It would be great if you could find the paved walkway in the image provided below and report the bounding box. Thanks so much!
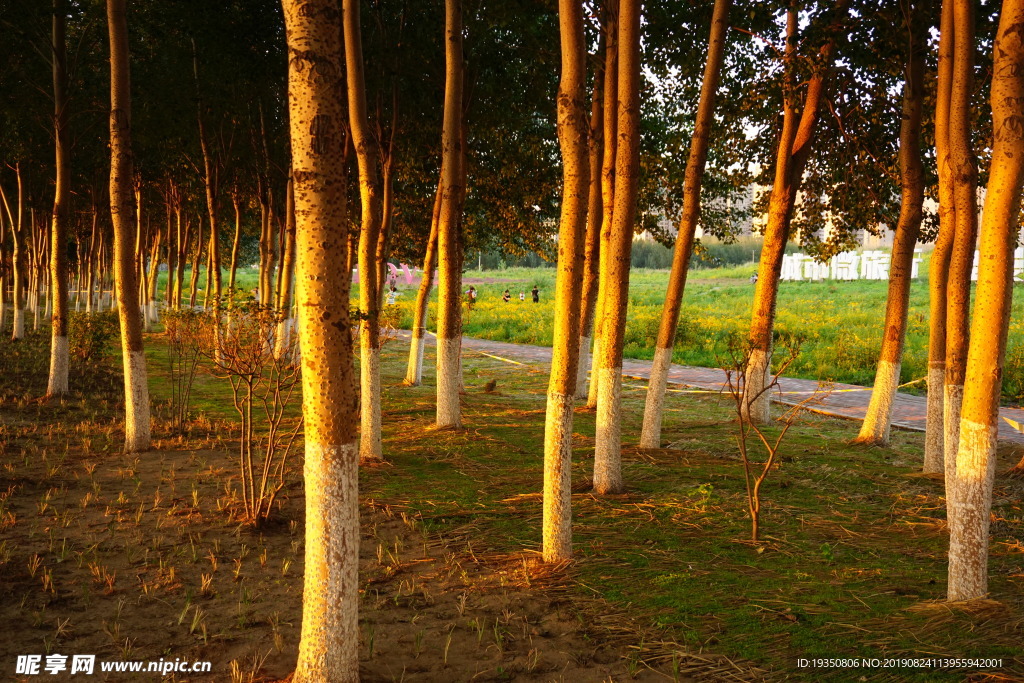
[398,331,1024,445]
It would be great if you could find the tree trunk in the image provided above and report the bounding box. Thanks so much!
[189,216,203,308]
[543,0,589,563]
[639,0,731,448]
[948,0,1024,601]
[107,0,151,453]
[742,5,846,424]
[1,165,25,339]
[343,0,385,463]
[587,7,618,410]
[274,175,297,360]
[925,0,957,474]
[574,28,604,402]
[282,1,360,679]
[856,8,926,445]
[228,186,242,297]
[47,0,71,397]
[593,0,640,495]
[436,0,465,429]
[943,0,979,474]
[405,182,441,386]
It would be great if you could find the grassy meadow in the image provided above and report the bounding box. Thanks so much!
[377,257,1024,405]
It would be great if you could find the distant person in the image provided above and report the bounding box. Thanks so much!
[519,291,525,302]
[466,286,477,310]
[531,285,539,303]
[386,285,399,306]
[502,289,511,303]
[749,272,758,285]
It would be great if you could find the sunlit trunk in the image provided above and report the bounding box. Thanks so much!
[405,183,441,386]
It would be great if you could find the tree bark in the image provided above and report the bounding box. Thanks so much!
[543,0,589,563]
[282,1,360,680]
[273,174,297,361]
[742,4,847,424]
[405,182,441,386]
[587,7,618,410]
[47,0,71,397]
[574,28,604,401]
[639,0,731,448]
[593,0,640,495]
[0,165,25,339]
[107,0,151,453]
[925,0,957,474]
[943,0,979,474]
[343,0,385,463]
[947,0,1024,601]
[856,6,926,445]
[436,0,465,429]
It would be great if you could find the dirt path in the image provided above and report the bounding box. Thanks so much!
[397,331,1024,446]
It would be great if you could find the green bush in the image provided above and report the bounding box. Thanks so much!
[69,311,119,366]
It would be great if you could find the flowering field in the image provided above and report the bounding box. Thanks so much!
[387,261,1024,406]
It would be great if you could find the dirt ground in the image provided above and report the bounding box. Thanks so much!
[0,401,758,682]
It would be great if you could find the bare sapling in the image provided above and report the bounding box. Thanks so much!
[724,339,823,542]
[199,299,302,525]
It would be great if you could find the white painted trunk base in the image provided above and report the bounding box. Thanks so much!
[123,349,151,452]
[543,390,575,562]
[857,359,900,444]
[923,364,945,473]
[359,340,382,462]
[639,346,672,449]
[47,335,69,396]
[405,329,426,386]
[294,441,360,682]
[594,367,623,494]
[947,418,997,601]
[574,335,591,400]
[436,336,462,428]
[13,310,25,340]
[944,383,963,481]
[742,348,772,425]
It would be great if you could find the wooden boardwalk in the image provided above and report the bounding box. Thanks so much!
[398,331,1024,445]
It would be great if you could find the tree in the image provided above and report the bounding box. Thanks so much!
[107,0,151,453]
[46,0,71,398]
[281,0,360,679]
[942,0,979,473]
[404,182,440,386]
[638,0,731,449]
[593,0,640,494]
[925,0,957,473]
[542,0,589,563]
[947,0,1024,601]
[436,0,465,429]
[856,0,927,445]
[343,0,385,463]
[742,2,850,425]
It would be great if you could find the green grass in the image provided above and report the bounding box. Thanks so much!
[384,257,1024,404]
[354,338,1024,680]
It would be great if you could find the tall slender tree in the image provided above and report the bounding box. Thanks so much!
[742,2,849,424]
[943,0,979,471]
[343,0,385,463]
[542,0,589,563]
[856,0,927,445]
[924,0,957,473]
[639,0,731,449]
[46,0,70,397]
[947,0,1024,601]
[281,0,360,679]
[593,0,640,494]
[107,0,151,453]
[436,0,465,429]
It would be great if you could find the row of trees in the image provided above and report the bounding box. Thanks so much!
[3,0,1023,679]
